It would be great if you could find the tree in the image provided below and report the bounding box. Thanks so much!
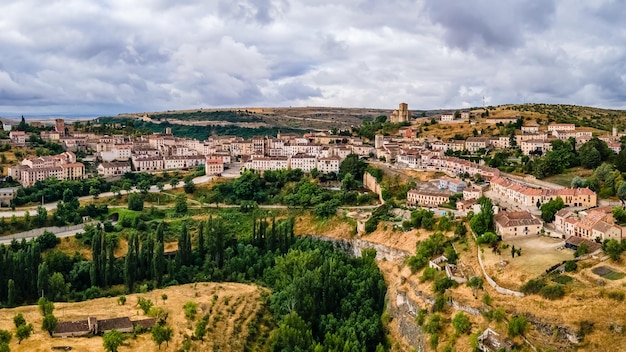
[618,182,626,207]
[579,146,602,169]
[128,193,144,211]
[37,262,50,298]
[270,312,314,351]
[338,154,367,181]
[0,330,11,345]
[151,324,173,349]
[103,330,126,352]
[35,205,48,227]
[616,148,626,172]
[48,272,68,301]
[508,316,528,337]
[174,194,188,214]
[7,279,15,307]
[137,180,151,195]
[452,312,471,334]
[183,179,195,194]
[16,323,33,344]
[183,301,198,320]
[604,239,624,261]
[169,177,180,189]
[42,314,58,336]
[38,297,54,316]
[13,314,25,328]
[341,172,357,191]
[540,197,565,222]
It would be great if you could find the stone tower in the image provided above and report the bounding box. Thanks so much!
[390,103,410,123]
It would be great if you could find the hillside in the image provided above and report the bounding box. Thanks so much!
[473,104,626,131]
[114,106,427,132]
[0,282,269,352]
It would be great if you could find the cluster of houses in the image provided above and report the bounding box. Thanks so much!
[554,207,623,241]
[489,176,597,208]
[8,152,85,187]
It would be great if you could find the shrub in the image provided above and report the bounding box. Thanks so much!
[493,307,506,323]
[476,232,499,245]
[551,275,573,285]
[184,301,198,320]
[564,260,578,272]
[540,285,565,300]
[508,316,528,337]
[578,320,594,338]
[137,297,154,315]
[467,276,484,290]
[423,314,442,334]
[415,309,426,326]
[521,279,546,294]
[608,291,625,301]
[433,277,456,294]
[13,313,26,328]
[452,312,471,334]
[433,294,445,313]
[117,295,126,305]
[421,267,438,282]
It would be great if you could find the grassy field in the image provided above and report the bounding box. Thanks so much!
[543,167,594,188]
[0,282,268,352]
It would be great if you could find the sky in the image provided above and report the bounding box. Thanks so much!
[0,0,625,116]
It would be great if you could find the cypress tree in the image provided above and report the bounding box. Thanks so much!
[91,228,101,287]
[106,240,115,287]
[153,241,165,287]
[37,262,49,298]
[7,279,15,307]
[197,221,205,263]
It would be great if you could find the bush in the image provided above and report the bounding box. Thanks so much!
[433,294,445,313]
[421,267,438,282]
[508,316,528,337]
[433,277,456,294]
[520,279,546,294]
[423,314,442,334]
[184,301,198,320]
[540,284,565,300]
[564,260,577,272]
[452,312,471,334]
[415,309,427,326]
[551,275,573,285]
[607,291,625,301]
[137,297,154,315]
[467,276,483,290]
[476,232,499,245]
[128,193,144,211]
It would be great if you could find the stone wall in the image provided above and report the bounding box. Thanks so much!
[363,172,384,204]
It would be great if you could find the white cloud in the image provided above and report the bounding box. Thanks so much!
[0,0,624,116]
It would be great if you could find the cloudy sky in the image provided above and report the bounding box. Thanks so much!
[0,0,624,116]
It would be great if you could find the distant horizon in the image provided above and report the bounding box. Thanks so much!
[2,101,626,121]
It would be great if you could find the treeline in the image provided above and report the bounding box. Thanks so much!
[0,211,388,351]
[96,116,307,141]
[12,169,198,207]
[149,110,262,123]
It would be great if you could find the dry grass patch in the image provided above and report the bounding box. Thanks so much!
[0,282,267,352]
[482,236,571,290]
